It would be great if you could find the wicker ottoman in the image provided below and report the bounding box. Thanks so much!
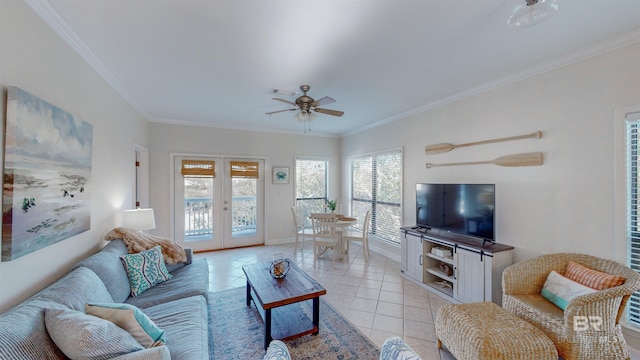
[435,302,557,360]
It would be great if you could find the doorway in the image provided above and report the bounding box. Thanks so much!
[173,156,264,251]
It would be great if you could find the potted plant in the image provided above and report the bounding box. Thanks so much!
[326,199,338,213]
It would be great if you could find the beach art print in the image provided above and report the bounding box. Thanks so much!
[2,87,93,261]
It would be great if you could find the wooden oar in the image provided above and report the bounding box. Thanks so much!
[426,152,543,168]
[425,131,542,155]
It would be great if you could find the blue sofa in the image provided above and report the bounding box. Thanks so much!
[0,239,209,360]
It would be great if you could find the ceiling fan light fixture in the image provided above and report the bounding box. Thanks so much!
[508,0,558,28]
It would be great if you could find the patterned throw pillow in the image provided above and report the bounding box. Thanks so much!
[120,246,172,297]
[85,303,165,348]
[263,340,292,360]
[541,270,596,310]
[565,260,626,290]
[44,307,143,359]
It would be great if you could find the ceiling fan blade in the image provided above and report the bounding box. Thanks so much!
[311,96,336,107]
[314,108,344,117]
[266,108,296,115]
[272,98,297,106]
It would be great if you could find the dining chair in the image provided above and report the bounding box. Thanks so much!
[310,213,339,267]
[291,205,313,254]
[342,210,371,262]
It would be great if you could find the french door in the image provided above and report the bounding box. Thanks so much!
[173,156,264,251]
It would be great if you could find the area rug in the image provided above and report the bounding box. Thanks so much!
[208,287,381,359]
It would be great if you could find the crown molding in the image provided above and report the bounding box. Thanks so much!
[149,116,339,138]
[343,28,640,137]
[25,0,149,120]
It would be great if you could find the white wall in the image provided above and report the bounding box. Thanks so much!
[0,1,149,312]
[148,123,340,244]
[342,43,640,264]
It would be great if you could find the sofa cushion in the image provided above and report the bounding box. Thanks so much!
[44,307,143,359]
[0,298,68,360]
[86,303,165,348]
[565,260,626,290]
[75,239,132,302]
[37,267,114,311]
[120,246,173,297]
[126,258,209,309]
[141,295,209,360]
[541,270,596,310]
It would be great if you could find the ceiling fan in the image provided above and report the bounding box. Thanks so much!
[266,85,344,122]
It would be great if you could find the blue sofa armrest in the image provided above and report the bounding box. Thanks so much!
[263,340,291,360]
[380,337,422,360]
[109,346,171,360]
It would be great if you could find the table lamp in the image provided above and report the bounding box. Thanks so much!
[123,208,156,232]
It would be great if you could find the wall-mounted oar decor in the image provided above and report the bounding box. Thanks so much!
[426,152,543,168]
[425,131,542,155]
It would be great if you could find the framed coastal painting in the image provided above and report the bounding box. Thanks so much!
[272,167,289,184]
[2,87,93,261]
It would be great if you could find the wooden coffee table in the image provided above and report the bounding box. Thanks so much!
[242,259,326,349]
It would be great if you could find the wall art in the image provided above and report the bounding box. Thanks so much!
[272,167,289,184]
[2,87,93,261]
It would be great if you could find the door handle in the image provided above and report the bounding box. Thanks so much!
[419,254,423,266]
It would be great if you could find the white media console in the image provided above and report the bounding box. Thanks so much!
[401,227,514,304]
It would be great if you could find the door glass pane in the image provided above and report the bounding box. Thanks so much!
[184,177,213,241]
[231,177,257,237]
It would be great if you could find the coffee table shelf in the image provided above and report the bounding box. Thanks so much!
[243,260,326,349]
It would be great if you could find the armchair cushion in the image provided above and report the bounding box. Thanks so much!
[541,270,596,310]
[565,260,626,290]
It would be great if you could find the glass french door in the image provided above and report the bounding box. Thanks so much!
[173,156,264,251]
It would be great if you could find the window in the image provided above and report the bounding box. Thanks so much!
[626,111,640,326]
[349,149,402,244]
[295,158,329,222]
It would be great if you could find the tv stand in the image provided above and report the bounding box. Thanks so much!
[400,227,513,304]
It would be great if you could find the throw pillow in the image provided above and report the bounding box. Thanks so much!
[565,260,626,290]
[85,303,165,348]
[120,245,173,296]
[541,270,596,310]
[44,307,143,359]
[263,340,292,360]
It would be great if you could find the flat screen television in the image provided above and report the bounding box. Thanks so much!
[416,183,495,242]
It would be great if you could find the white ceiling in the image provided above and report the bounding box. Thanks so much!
[31,0,640,136]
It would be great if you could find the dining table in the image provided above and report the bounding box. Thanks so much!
[334,215,358,257]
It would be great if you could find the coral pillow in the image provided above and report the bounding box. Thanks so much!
[565,261,626,290]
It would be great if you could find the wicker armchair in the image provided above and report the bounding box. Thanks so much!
[502,253,640,360]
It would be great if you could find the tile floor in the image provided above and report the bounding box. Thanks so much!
[194,241,456,360]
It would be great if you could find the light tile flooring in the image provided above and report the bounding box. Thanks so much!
[194,241,456,360]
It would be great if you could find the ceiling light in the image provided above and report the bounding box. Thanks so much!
[508,0,558,28]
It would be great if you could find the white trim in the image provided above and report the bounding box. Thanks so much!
[25,0,149,120]
[27,0,640,139]
[614,104,640,352]
[343,29,640,137]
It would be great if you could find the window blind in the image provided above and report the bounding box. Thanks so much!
[295,158,328,217]
[350,150,402,244]
[230,161,259,178]
[627,113,640,326]
[181,160,215,177]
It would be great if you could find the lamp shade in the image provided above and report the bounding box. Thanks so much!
[123,208,156,231]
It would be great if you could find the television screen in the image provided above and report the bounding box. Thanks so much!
[416,183,495,241]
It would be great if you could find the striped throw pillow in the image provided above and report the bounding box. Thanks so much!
[565,261,625,290]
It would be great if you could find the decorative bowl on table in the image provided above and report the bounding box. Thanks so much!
[270,258,290,279]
